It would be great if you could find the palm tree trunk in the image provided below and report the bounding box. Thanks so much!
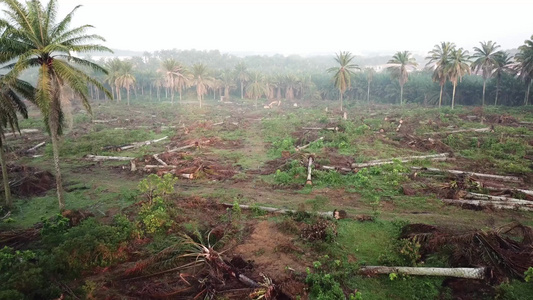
[400,84,404,105]
[0,139,12,208]
[241,81,244,99]
[171,88,174,106]
[495,74,501,105]
[439,84,443,108]
[340,88,343,111]
[482,78,486,107]
[179,89,182,102]
[367,82,370,105]
[127,87,130,106]
[525,81,531,105]
[451,82,457,109]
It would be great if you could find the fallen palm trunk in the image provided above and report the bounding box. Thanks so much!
[26,142,45,152]
[302,127,339,131]
[485,187,533,197]
[222,203,335,219]
[321,165,353,173]
[152,154,167,166]
[442,199,533,211]
[5,129,39,137]
[411,167,523,183]
[466,192,533,203]
[306,156,314,185]
[352,153,450,168]
[92,119,117,123]
[424,127,492,135]
[143,165,178,169]
[84,155,134,161]
[167,143,196,153]
[295,137,324,151]
[360,266,487,279]
[118,136,168,151]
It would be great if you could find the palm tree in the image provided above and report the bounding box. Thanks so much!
[327,51,359,111]
[426,42,456,107]
[387,51,418,105]
[159,58,184,105]
[446,48,471,109]
[115,61,136,106]
[191,63,212,108]
[234,62,249,100]
[0,75,34,208]
[471,41,500,107]
[105,58,122,101]
[245,72,267,107]
[219,70,235,100]
[364,68,375,108]
[492,51,514,105]
[0,0,111,210]
[284,74,299,101]
[515,35,533,105]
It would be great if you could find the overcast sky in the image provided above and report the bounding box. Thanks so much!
[50,0,533,56]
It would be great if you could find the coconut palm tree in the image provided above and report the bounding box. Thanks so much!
[245,72,267,108]
[105,58,122,101]
[219,69,235,100]
[234,62,249,100]
[191,63,212,108]
[515,35,533,105]
[0,0,111,210]
[446,48,471,109]
[471,41,500,107]
[0,75,34,208]
[426,42,456,108]
[492,51,515,105]
[387,51,418,105]
[327,51,359,111]
[159,58,187,105]
[115,61,136,106]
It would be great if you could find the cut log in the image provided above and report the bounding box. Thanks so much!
[343,112,347,120]
[143,165,177,169]
[352,153,450,168]
[485,187,533,197]
[212,122,224,126]
[5,129,39,137]
[222,203,336,219]
[442,199,533,211]
[360,266,486,279]
[295,136,324,152]
[306,156,314,185]
[84,155,134,161]
[321,165,353,173]
[302,127,339,132]
[152,154,167,166]
[92,119,118,123]
[465,192,533,205]
[411,167,523,183]
[179,173,194,179]
[26,142,45,152]
[424,127,492,135]
[118,136,168,151]
[130,160,137,171]
[167,143,196,153]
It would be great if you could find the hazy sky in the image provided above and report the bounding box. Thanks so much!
[50,0,533,56]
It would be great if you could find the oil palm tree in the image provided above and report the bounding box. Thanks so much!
[191,63,212,108]
[387,51,418,105]
[0,0,112,210]
[471,41,500,107]
[446,48,471,109]
[245,72,267,108]
[0,75,34,208]
[515,35,533,105]
[327,51,359,111]
[115,61,136,106]
[234,62,249,100]
[492,51,514,105]
[219,69,235,100]
[426,42,455,107]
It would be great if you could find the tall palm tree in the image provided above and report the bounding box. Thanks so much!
[446,48,471,109]
[471,41,500,107]
[327,51,359,111]
[515,35,533,105]
[364,68,375,108]
[284,73,299,101]
[159,58,185,105]
[492,51,514,105]
[0,75,34,208]
[245,72,267,107]
[387,51,418,105]
[0,0,111,210]
[426,42,456,107]
[115,61,136,106]
[191,63,212,108]
[234,62,249,100]
[219,69,235,100]
[105,58,122,101]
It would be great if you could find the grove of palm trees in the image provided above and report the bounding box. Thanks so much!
[1,1,533,299]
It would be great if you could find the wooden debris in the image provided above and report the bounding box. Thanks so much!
[411,167,523,183]
[167,143,196,153]
[352,153,451,168]
[180,173,194,179]
[424,127,493,135]
[26,142,45,152]
[295,136,324,152]
[92,119,118,123]
[302,127,339,131]
[5,129,39,137]
[306,156,314,185]
[321,165,353,173]
[360,266,487,279]
[152,154,167,166]
[442,199,533,211]
[118,136,168,151]
[465,192,533,205]
[84,155,134,162]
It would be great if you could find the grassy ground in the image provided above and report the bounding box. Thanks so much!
[1,97,533,299]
